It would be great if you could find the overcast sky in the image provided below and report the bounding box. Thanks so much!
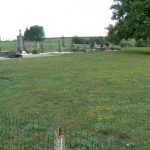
[0,0,114,40]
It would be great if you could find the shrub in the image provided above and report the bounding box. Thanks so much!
[31,49,38,54]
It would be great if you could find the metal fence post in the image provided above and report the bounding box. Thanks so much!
[54,127,66,150]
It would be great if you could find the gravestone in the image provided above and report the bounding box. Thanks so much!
[61,36,64,52]
[36,41,43,52]
[58,36,65,52]
[58,40,61,52]
[90,41,97,49]
[94,42,97,49]
[17,30,26,53]
[58,38,64,52]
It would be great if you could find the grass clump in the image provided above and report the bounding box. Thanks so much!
[31,48,38,54]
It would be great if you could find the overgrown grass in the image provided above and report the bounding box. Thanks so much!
[0,48,150,149]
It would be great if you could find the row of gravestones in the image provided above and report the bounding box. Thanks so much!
[70,43,121,52]
[70,44,105,52]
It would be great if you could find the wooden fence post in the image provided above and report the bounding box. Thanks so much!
[54,127,66,150]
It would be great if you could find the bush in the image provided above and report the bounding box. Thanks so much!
[136,40,150,47]
[31,49,38,54]
[120,39,136,47]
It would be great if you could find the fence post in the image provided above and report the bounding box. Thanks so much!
[54,127,66,150]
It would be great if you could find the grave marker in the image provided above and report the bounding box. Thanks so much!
[17,30,26,53]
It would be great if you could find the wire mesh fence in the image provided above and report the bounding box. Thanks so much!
[0,114,54,149]
[24,41,91,52]
[0,40,92,53]
[0,114,137,150]
[0,41,17,51]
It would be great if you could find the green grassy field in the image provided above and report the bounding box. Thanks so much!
[0,48,150,149]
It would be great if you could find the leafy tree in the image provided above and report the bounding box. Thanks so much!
[71,36,85,44]
[107,0,150,43]
[106,24,120,44]
[24,25,45,41]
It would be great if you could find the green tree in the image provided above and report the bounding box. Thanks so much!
[107,0,150,43]
[24,25,45,41]
[106,24,120,44]
[71,36,85,44]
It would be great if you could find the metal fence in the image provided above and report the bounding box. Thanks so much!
[0,114,135,150]
[0,41,17,51]
[0,114,53,149]
[22,41,91,52]
[24,41,73,52]
[0,40,92,53]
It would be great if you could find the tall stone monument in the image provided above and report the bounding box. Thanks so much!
[17,30,26,53]
[59,35,65,52]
